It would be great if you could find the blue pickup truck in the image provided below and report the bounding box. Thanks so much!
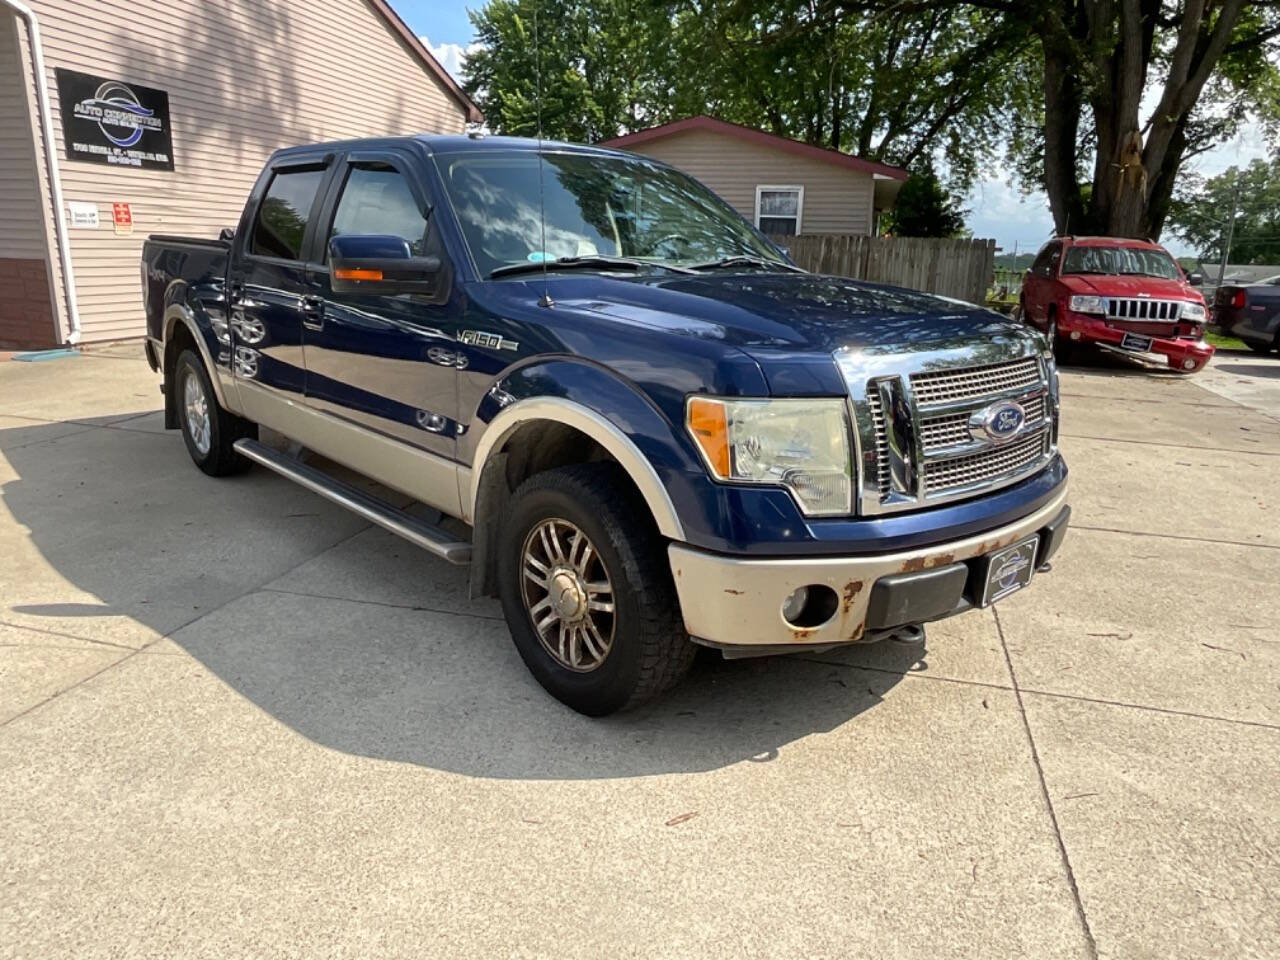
[141,134,1069,715]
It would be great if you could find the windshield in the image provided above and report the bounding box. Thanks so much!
[1061,245,1181,280]
[441,151,788,279]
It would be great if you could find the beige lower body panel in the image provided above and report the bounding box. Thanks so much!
[669,487,1068,648]
[236,380,463,518]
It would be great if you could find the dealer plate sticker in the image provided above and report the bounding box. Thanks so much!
[1121,332,1153,352]
[980,536,1039,606]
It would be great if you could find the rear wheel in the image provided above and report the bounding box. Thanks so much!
[174,349,254,476]
[1246,340,1276,356]
[498,463,695,716]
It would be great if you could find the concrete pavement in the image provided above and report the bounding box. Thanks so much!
[1,344,1277,959]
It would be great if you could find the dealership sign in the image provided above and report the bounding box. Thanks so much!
[55,69,174,171]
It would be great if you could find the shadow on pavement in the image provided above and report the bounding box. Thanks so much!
[1213,361,1280,379]
[0,415,918,779]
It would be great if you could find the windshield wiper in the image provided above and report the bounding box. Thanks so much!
[489,255,695,279]
[1120,271,1174,279]
[686,255,806,274]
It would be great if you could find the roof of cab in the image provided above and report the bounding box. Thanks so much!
[269,134,649,163]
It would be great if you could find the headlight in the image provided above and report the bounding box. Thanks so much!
[1181,302,1206,321]
[686,397,852,515]
[1068,295,1106,314]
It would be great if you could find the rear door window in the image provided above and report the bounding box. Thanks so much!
[250,167,325,260]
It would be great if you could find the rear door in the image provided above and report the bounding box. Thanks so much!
[301,149,463,461]
[1022,241,1061,330]
[229,154,336,407]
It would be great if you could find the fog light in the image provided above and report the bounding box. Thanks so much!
[780,584,840,629]
[1069,330,1082,341]
[1183,358,1196,370]
[781,587,809,623]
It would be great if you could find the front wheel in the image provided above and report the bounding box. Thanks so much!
[1246,340,1276,357]
[498,463,695,716]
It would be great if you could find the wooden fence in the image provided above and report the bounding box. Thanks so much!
[785,235,997,306]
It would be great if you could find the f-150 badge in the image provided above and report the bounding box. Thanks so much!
[459,330,519,351]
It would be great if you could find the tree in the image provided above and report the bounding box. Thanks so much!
[1168,156,1280,264]
[883,167,969,236]
[838,0,1280,240]
[462,0,1040,192]
[462,0,676,142]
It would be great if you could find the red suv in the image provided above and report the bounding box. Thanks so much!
[1019,236,1213,373]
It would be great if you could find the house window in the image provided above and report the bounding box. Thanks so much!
[755,185,804,236]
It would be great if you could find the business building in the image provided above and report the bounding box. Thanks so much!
[0,0,480,349]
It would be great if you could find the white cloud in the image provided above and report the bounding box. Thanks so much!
[421,35,474,81]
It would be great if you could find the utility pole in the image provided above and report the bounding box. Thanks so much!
[1216,174,1242,287]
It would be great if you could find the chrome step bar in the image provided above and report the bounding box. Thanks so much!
[233,439,472,565]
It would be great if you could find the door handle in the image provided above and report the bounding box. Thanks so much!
[301,295,325,331]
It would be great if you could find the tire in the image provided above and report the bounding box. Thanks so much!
[1047,312,1076,365]
[1246,340,1276,357]
[497,462,695,716]
[174,349,255,476]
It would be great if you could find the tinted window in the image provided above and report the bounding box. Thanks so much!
[251,167,324,260]
[1030,245,1053,276]
[330,165,429,255]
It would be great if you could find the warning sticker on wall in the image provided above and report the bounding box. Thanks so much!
[67,201,99,228]
[112,203,133,236]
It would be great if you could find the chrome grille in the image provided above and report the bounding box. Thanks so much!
[836,347,1056,516]
[910,357,1041,405]
[919,394,1047,454]
[923,434,1048,494]
[1106,298,1182,322]
[864,390,891,496]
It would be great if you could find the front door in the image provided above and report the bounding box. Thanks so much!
[302,152,462,461]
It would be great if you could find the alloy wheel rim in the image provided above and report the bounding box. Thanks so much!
[520,518,615,672]
[182,369,212,455]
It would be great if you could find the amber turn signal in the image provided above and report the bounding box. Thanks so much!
[334,267,383,281]
[686,397,730,477]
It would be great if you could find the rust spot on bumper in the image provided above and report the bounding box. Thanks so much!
[723,588,745,595]
[924,552,955,569]
[841,580,864,612]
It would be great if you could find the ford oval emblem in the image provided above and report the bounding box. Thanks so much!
[971,400,1026,444]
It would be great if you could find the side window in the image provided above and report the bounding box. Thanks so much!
[250,167,325,260]
[329,164,430,256]
[1029,245,1052,277]
[1047,243,1063,275]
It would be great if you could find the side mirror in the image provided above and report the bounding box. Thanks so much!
[1186,272,1204,287]
[329,234,444,295]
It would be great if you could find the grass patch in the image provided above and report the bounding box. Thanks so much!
[1205,331,1249,351]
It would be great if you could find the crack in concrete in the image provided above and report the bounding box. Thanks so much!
[1073,524,1280,551]
[992,605,1100,960]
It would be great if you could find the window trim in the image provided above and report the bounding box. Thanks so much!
[242,156,335,267]
[754,184,805,236]
[320,153,433,265]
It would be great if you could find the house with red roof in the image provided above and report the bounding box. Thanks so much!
[601,115,908,239]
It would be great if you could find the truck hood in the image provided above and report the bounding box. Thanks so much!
[1060,273,1203,302]
[543,271,1025,353]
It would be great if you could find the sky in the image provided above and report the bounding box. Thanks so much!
[395,0,1270,259]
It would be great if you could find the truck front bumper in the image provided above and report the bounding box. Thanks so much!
[668,487,1069,653]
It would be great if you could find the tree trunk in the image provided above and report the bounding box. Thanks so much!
[1042,43,1084,235]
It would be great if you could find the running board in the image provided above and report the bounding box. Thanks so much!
[233,439,472,565]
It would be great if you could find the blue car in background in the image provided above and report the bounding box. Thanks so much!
[141,134,1069,715]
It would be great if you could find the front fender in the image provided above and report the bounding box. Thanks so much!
[463,359,708,541]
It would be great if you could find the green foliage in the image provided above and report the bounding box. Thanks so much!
[462,0,676,142]
[462,0,1037,193]
[1168,157,1280,266]
[882,168,967,237]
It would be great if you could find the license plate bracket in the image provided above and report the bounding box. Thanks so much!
[978,536,1040,606]
[1121,332,1153,352]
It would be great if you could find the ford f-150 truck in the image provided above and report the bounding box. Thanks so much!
[142,135,1069,715]
[1019,235,1213,372]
